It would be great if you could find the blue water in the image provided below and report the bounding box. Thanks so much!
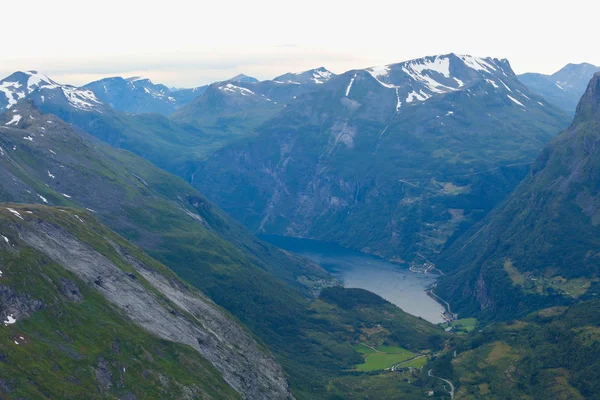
[261,235,445,323]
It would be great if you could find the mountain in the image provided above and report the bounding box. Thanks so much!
[189,53,571,265]
[170,79,284,138]
[435,72,600,320]
[0,103,447,398]
[0,204,290,399]
[169,85,209,104]
[169,68,336,138]
[273,67,335,85]
[83,76,181,115]
[0,70,103,113]
[230,74,259,83]
[519,62,600,113]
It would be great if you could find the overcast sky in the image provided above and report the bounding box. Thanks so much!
[2,0,599,87]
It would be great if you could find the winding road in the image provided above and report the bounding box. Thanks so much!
[428,369,455,399]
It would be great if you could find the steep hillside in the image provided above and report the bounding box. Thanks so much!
[191,53,571,264]
[0,205,291,399]
[429,301,600,399]
[436,73,600,319]
[519,62,600,113]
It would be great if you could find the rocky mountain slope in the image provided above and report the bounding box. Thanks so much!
[0,204,291,399]
[190,53,571,264]
[519,62,600,113]
[435,72,600,320]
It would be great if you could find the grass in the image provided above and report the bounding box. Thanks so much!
[354,344,419,371]
[354,343,377,354]
[377,345,411,354]
[440,318,478,333]
[396,356,428,369]
[355,352,416,371]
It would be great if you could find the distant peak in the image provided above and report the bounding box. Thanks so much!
[229,74,259,83]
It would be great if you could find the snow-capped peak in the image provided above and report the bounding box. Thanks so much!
[309,68,333,84]
[273,67,336,85]
[0,71,104,112]
[361,53,515,107]
[25,70,60,90]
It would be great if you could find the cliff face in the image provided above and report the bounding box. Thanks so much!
[0,205,292,399]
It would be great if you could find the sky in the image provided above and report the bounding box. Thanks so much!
[2,0,599,87]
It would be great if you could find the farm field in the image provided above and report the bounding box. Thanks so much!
[354,344,420,371]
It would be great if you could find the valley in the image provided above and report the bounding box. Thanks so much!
[0,44,599,399]
[262,235,446,323]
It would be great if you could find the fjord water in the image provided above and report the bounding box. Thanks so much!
[261,235,445,323]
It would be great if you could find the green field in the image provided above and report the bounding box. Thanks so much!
[442,318,478,333]
[354,344,418,371]
[354,343,378,354]
[397,356,428,369]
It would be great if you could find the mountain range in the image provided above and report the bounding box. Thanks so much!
[190,53,570,266]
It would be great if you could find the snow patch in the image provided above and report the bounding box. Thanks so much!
[345,74,356,97]
[407,56,451,78]
[458,55,496,72]
[219,83,255,96]
[406,90,429,103]
[507,94,525,107]
[5,114,21,126]
[6,208,23,220]
[485,79,499,88]
[38,194,48,203]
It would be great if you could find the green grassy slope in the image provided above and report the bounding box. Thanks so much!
[0,205,246,399]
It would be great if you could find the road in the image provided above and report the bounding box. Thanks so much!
[428,369,455,399]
